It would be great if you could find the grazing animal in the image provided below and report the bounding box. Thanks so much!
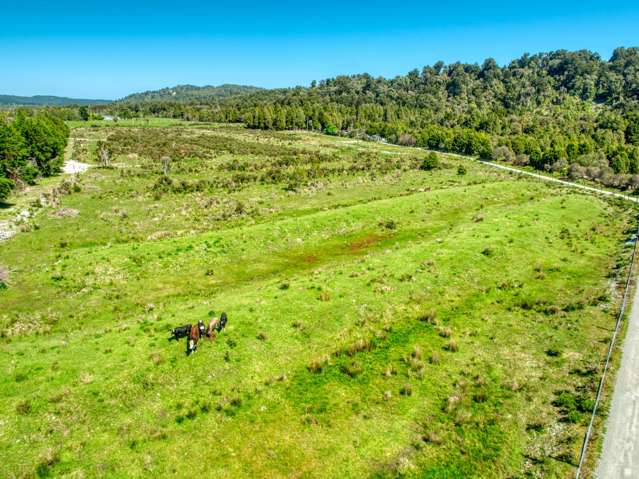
[197,320,206,337]
[219,312,228,331]
[187,324,201,354]
[207,318,220,338]
[170,324,191,341]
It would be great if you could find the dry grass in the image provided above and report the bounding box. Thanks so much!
[429,352,441,364]
[444,339,458,352]
[438,326,452,338]
[0,264,8,286]
[307,355,330,373]
[400,383,413,396]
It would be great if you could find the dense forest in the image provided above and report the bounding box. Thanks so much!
[10,48,638,196]
[119,84,263,103]
[0,111,69,200]
[87,47,639,189]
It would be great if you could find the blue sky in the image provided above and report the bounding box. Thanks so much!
[2,0,638,99]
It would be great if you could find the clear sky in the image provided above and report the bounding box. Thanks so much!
[2,0,638,100]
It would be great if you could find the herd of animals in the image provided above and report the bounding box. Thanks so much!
[169,312,228,355]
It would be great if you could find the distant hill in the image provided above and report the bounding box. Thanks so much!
[0,95,111,106]
[119,84,263,103]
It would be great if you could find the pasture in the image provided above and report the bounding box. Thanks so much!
[0,123,635,478]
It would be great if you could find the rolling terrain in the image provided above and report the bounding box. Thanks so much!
[119,84,263,103]
[0,122,636,477]
[0,95,111,107]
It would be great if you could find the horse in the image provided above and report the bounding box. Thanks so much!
[169,324,191,341]
[197,320,206,337]
[206,317,220,339]
[187,324,201,354]
[219,312,228,331]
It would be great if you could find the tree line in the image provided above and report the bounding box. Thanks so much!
[0,110,69,200]
[80,47,639,188]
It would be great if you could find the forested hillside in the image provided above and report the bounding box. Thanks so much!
[0,95,110,107]
[0,111,69,200]
[101,48,639,189]
[119,84,263,103]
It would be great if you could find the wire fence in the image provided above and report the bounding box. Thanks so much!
[574,220,639,478]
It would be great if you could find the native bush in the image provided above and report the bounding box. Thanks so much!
[420,152,439,171]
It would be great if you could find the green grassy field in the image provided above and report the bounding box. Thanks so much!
[0,124,635,478]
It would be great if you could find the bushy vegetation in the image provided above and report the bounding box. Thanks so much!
[0,110,69,200]
[82,47,639,189]
[0,124,634,477]
[119,84,263,103]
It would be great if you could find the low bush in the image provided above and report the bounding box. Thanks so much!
[420,152,439,171]
[0,177,14,201]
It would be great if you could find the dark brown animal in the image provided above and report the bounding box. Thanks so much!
[187,324,200,354]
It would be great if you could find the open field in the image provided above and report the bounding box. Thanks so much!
[0,124,636,478]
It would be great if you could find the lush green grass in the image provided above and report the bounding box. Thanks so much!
[0,125,635,478]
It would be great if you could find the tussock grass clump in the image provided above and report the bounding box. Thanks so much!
[438,327,452,338]
[421,431,442,445]
[256,331,267,341]
[318,291,330,302]
[445,395,461,413]
[473,392,487,403]
[36,448,60,477]
[454,409,472,425]
[149,352,164,365]
[417,310,437,324]
[301,414,319,426]
[344,338,373,356]
[384,364,397,377]
[474,375,486,387]
[411,345,423,360]
[400,383,413,396]
[0,265,10,289]
[405,356,424,372]
[429,352,441,364]
[341,360,363,377]
[15,400,32,415]
[503,380,520,392]
[378,219,397,230]
[444,339,458,352]
[307,355,330,373]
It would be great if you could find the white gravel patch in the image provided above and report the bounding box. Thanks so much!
[0,221,16,241]
[62,160,91,174]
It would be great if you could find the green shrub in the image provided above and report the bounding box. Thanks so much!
[420,152,439,171]
[324,123,338,136]
[0,177,14,201]
[457,164,467,175]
